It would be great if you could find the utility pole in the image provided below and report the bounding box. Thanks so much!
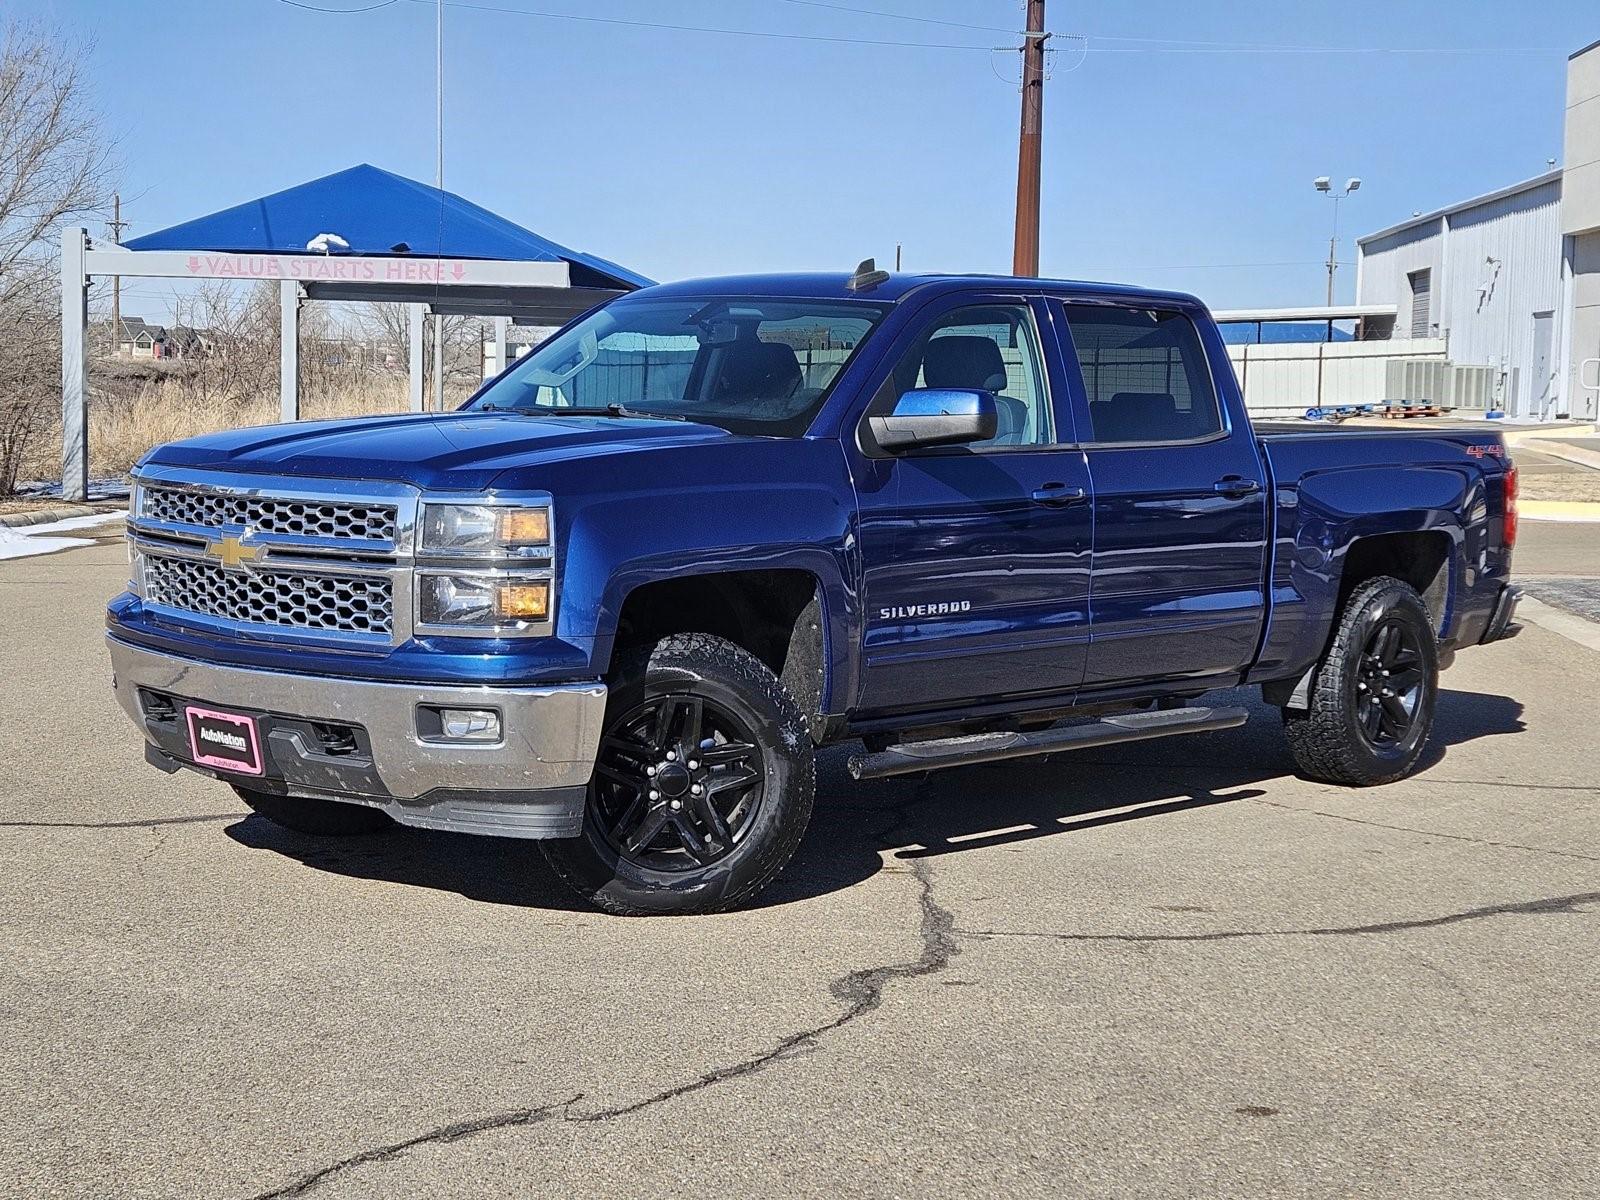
[435,0,444,193]
[433,0,444,411]
[1325,231,1337,306]
[107,192,128,355]
[1012,0,1048,277]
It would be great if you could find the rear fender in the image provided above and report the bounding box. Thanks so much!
[1250,464,1479,685]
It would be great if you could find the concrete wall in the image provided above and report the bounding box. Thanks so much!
[1225,338,1450,417]
[1563,41,1600,238]
[1564,42,1600,420]
[1569,231,1600,419]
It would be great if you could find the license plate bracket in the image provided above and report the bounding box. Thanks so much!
[185,705,264,776]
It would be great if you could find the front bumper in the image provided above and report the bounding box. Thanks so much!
[108,635,606,839]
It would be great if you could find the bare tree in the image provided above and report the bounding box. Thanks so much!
[362,302,487,403]
[168,281,281,405]
[0,21,112,494]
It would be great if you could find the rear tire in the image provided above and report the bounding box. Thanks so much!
[1282,576,1439,786]
[542,633,816,916]
[233,787,394,836]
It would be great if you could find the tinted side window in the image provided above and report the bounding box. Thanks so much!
[884,304,1053,448]
[1063,306,1222,444]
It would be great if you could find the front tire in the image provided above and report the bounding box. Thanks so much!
[233,787,394,836]
[1282,576,1439,786]
[542,633,816,916]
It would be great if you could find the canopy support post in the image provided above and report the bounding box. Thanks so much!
[408,305,425,412]
[60,227,90,503]
[279,280,301,423]
[432,312,444,412]
[493,315,509,379]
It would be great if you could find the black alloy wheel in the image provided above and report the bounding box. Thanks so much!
[541,632,816,916]
[592,692,764,871]
[1353,618,1426,747]
[1281,575,1439,787]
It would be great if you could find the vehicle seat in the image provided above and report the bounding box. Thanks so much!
[716,338,802,402]
[922,335,1028,445]
[1092,392,1187,442]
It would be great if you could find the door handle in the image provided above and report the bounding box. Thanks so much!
[1212,476,1261,498]
[1031,482,1087,507]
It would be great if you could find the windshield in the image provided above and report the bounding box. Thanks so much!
[465,296,889,436]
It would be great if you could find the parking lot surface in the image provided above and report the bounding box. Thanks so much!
[2,528,1597,1199]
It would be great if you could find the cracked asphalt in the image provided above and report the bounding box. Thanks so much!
[2,525,1598,1199]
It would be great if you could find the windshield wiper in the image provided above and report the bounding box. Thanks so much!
[547,403,687,421]
[471,402,686,421]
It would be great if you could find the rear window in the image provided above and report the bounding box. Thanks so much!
[1063,305,1223,444]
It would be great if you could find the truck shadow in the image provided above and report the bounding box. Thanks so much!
[224,686,1524,913]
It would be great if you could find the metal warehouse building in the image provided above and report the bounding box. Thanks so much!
[1356,39,1600,422]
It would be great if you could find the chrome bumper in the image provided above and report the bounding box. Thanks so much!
[107,635,606,839]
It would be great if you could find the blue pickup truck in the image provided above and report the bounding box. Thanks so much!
[107,267,1521,914]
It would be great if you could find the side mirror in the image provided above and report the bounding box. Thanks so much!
[868,388,997,452]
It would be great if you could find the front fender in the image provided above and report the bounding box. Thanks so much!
[498,437,861,707]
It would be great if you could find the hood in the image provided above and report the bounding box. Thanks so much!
[141,411,736,491]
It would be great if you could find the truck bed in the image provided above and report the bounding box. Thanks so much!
[1252,420,1502,438]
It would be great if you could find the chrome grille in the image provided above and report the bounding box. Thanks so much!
[142,486,397,542]
[143,554,394,636]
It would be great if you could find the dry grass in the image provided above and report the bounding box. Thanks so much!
[18,375,435,483]
[86,377,413,475]
[1518,470,1600,504]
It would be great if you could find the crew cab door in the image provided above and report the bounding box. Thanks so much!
[1052,301,1270,691]
[849,296,1092,716]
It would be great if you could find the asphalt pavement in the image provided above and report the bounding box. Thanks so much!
[1,526,1597,1199]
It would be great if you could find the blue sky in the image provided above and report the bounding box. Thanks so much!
[17,0,1597,318]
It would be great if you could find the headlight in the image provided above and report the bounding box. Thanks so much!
[126,483,143,593]
[418,572,551,629]
[420,503,550,557]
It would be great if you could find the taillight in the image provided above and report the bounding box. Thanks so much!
[1502,463,1518,550]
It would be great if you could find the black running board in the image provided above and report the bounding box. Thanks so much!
[846,705,1249,781]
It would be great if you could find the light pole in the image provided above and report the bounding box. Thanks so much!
[1315,175,1361,306]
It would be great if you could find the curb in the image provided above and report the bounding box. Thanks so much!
[1515,439,1600,473]
[1501,424,1600,447]
[0,505,123,529]
[1518,596,1600,654]
[1521,499,1600,523]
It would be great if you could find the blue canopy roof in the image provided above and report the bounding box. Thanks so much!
[124,163,651,290]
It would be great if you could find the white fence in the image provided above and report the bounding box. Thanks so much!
[1225,337,1455,417]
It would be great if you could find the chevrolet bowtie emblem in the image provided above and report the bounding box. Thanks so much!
[206,535,261,570]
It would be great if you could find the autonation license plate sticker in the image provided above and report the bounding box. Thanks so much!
[185,705,264,776]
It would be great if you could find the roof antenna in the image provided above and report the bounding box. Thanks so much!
[847,257,890,292]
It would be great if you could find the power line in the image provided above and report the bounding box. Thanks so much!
[394,0,998,50]
[1076,261,1357,270]
[273,1,1565,58]
[1068,32,1562,56]
[277,0,401,12]
[772,0,1016,35]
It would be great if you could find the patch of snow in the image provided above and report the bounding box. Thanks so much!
[0,514,124,561]
[10,478,131,503]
